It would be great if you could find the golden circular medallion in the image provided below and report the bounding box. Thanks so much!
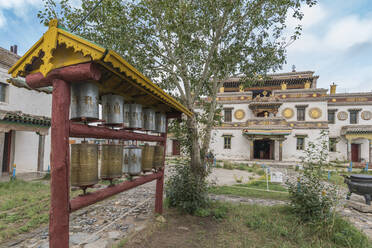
[240,96,245,100]
[361,111,372,120]
[309,108,322,119]
[312,93,317,97]
[332,98,336,102]
[234,109,245,120]
[337,111,348,121]
[282,95,287,99]
[282,108,294,119]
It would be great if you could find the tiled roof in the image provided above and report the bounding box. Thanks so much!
[0,47,20,70]
[0,110,51,127]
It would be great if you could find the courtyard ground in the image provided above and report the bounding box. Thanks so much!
[0,160,372,247]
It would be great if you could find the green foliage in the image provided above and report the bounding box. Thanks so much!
[223,161,234,170]
[195,203,228,220]
[287,131,340,231]
[38,0,317,172]
[166,162,210,214]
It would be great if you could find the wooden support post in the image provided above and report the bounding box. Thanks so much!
[49,79,70,248]
[249,139,254,161]
[279,140,283,162]
[37,134,45,175]
[155,118,168,214]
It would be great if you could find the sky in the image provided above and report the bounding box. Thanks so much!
[0,0,372,93]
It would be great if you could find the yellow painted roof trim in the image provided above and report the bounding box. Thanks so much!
[8,19,192,117]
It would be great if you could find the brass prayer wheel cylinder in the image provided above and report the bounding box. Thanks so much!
[129,104,143,129]
[141,144,155,172]
[124,146,142,176]
[70,82,99,121]
[143,108,156,131]
[155,112,166,133]
[100,144,123,180]
[123,104,130,127]
[102,94,124,124]
[123,148,129,174]
[70,143,99,187]
[153,145,165,169]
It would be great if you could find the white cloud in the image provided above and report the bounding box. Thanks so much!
[0,10,5,28]
[286,4,327,30]
[324,15,372,50]
[0,0,43,23]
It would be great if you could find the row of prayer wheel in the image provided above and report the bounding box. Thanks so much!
[70,82,166,132]
[71,143,165,188]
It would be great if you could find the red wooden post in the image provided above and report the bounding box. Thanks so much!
[155,118,169,214]
[49,79,71,248]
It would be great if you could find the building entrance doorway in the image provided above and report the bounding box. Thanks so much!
[2,131,12,173]
[351,143,361,162]
[254,139,274,160]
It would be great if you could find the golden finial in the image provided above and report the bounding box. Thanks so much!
[239,84,244,92]
[49,19,58,28]
[281,82,287,90]
[304,80,311,89]
[219,86,225,93]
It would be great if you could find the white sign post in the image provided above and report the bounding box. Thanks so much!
[270,171,283,183]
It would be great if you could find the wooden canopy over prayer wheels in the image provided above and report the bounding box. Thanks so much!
[8,19,192,248]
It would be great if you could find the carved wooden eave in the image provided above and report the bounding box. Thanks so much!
[8,19,192,117]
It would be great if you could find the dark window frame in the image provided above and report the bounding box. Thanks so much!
[349,111,358,124]
[297,108,305,121]
[224,108,232,122]
[329,138,337,152]
[224,136,231,149]
[296,137,305,150]
[328,111,336,124]
[0,82,8,103]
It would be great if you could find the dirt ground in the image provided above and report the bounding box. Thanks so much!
[207,168,258,186]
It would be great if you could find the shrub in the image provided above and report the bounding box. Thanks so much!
[165,162,210,214]
[223,161,234,170]
[287,131,340,231]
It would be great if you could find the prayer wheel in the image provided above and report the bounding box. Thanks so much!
[129,104,143,129]
[100,144,123,180]
[123,104,130,127]
[143,108,156,131]
[70,82,99,121]
[153,145,165,169]
[123,147,129,174]
[155,112,166,133]
[102,94,124,125]
[70,143,99,187]
[124,146,142,176]
[141,144,155,172]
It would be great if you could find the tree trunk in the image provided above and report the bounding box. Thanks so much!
[186,114,205,177]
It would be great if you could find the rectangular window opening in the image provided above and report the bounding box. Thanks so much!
[297,108,305,121]
[296,137,305,150]
[329,138,337,152]
[224,136,231,149]
[224,109,232,122]
[328,111,335,124]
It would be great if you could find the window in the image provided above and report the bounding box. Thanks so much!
[296,137,305,150]
[0,83,8,102]
[297,108,305,121]
[329,138,337,152]
[224,109,232,122]
[350,111,358,124]
[224,136,231,149]
[328,111,335,124]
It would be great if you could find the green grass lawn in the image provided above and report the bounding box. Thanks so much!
[0,178,107,243]
[0,180,50,241]
[120,202,371,248]
[209,180,289,201]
